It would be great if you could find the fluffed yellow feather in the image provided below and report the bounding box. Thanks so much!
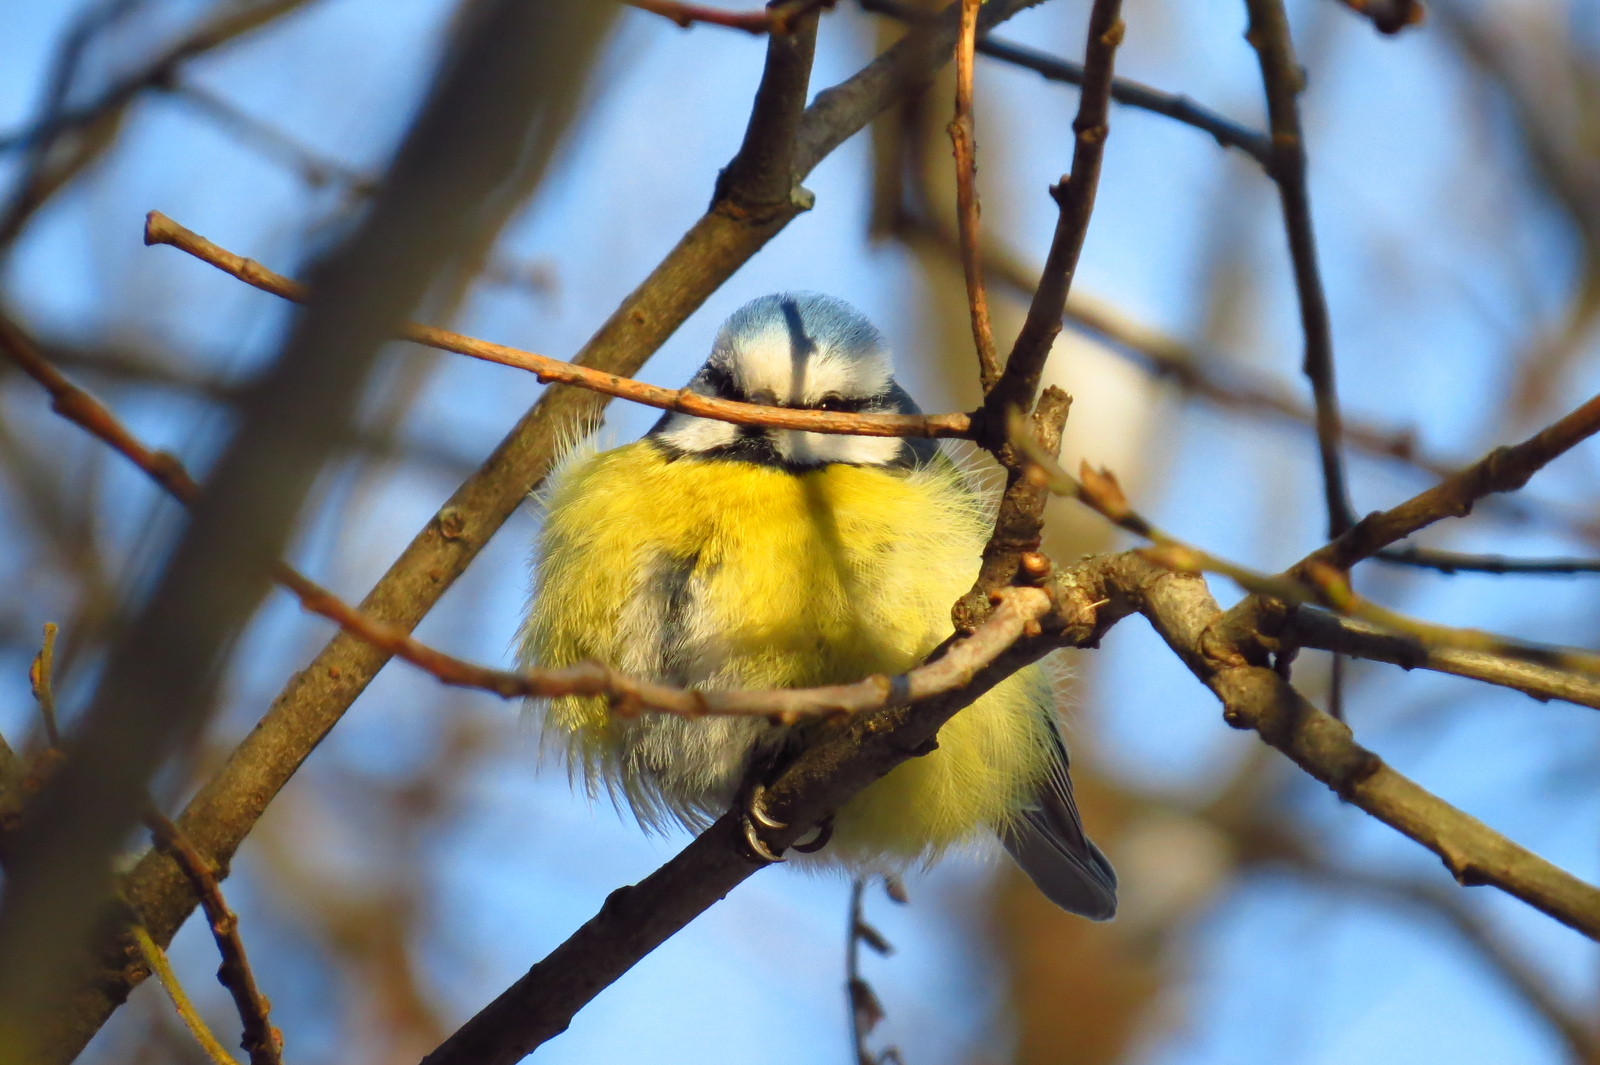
[521,438,1058,870]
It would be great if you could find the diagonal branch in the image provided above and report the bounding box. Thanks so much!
[1119,554,1600,940]
[419,580,1099,1065]
[8,2,619,1059]
[1310,390,1600,572]
[1286,606,1600,711]
[142,212,973,440]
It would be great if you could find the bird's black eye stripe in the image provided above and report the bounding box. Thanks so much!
[813,393,877,414]
[697,361,744,401]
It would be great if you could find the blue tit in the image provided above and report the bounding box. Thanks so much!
[520,292,1116,919]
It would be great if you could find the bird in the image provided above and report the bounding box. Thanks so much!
[520,292,1116,919]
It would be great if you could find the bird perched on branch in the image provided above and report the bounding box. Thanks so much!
[520,292,1116,919]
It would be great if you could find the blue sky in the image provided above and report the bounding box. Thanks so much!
[4,1,1600,1063]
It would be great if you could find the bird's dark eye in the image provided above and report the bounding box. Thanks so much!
[816,394,846,412]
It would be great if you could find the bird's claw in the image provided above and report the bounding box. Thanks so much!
[743,784,787,863]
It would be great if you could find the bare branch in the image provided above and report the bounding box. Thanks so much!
[948,0,1001,390]
[143,212,973,440]
[0,2,618,1057]
[1286,607,1600,712]
[860,0,1272,164]
[144,813,282,1065]
[1244,0,1357,537]
[983,0,1125,430]
[1312,390,1600,571]
[1120,554,1600,940]
[1375,547,1600,575]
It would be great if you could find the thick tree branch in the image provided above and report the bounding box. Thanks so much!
[10,2,618,1059]
[1244,0,1357,537]
[1118,554,1600,939]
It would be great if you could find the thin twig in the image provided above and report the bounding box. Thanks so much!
[0,311,200,502]
[127,923,240,1065]
[859,0,1272,164]
[626,0,834,34]
[29,622,61,750]
[1310,390,1600,572]
[142,212,973,441]
[1011,416,1600,686]
[1286,607,1600,712]
[948,0,1000,390]
[983,0,1125,430]
[1374,546,1600,575]
[846,879,901,1065]
[1244,0,1357,537]
[143,813,281,1065]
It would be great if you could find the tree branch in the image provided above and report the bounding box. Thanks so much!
[1286,606,1600,711]
[142,212,972,440]
[144,813,281,1065]
[1375,546,1600,575]
[948,0,1001,390]
[1310,390,1600,572]
[983,0,1124,430]
[6,2,618,1059]
[1244,0,1356,537]
[859,0,1272,164]
[627,0,834,34]
[127,925,239,1065]
[1119,554,1600,939]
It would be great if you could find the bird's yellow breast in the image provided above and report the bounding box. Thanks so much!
[523,439,1056,865]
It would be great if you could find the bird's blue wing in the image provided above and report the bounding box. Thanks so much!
[999,721,1118,920]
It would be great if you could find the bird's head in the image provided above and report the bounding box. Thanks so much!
[647,292,936,469]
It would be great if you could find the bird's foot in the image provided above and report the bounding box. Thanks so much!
[742,784,787,863]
